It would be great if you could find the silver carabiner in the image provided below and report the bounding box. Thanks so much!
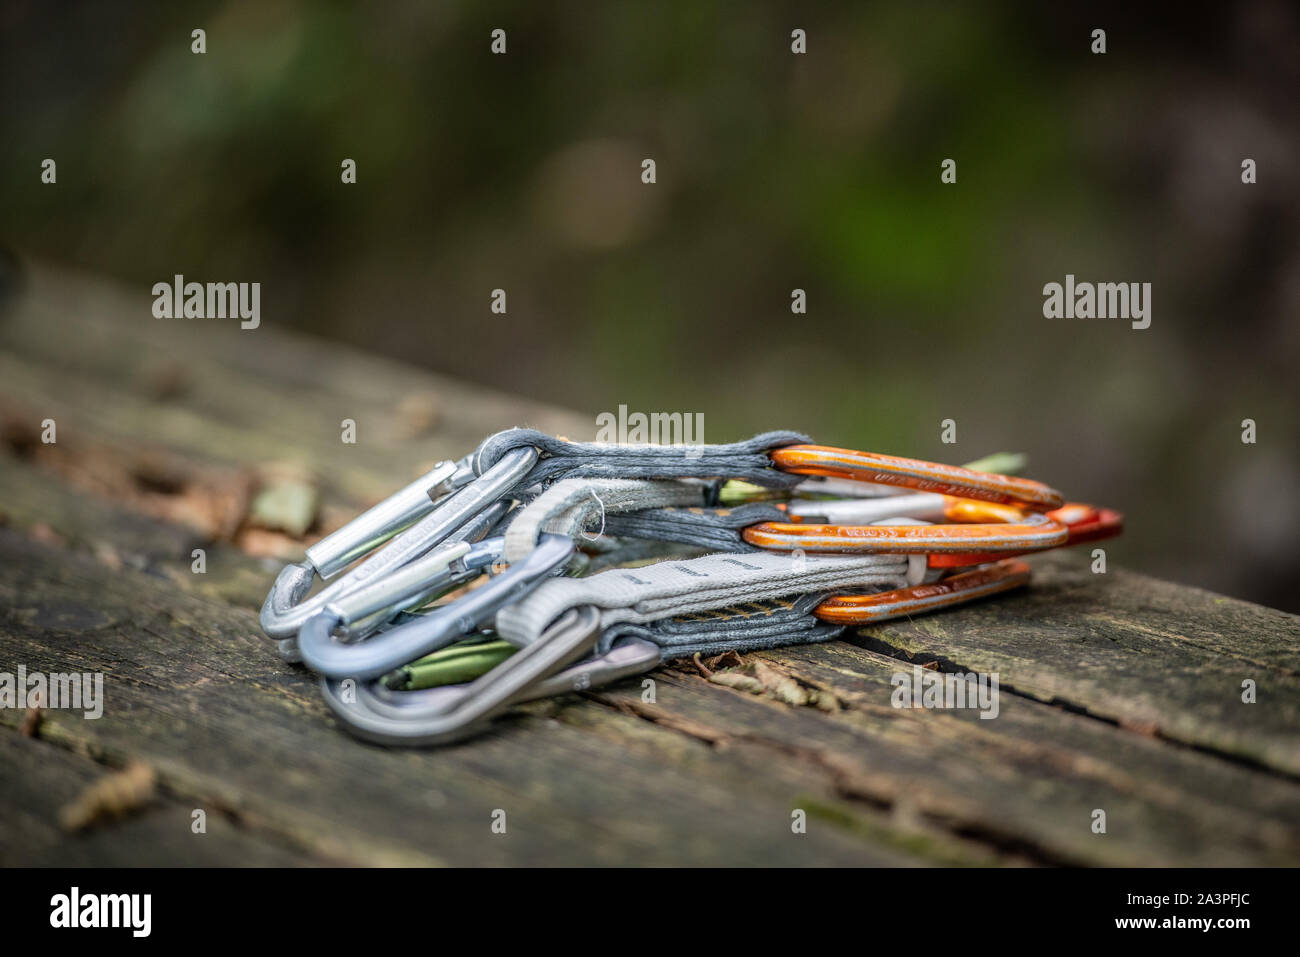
[298,533,575,680]
[275,506,513,663]
[319,608,659,747]
[260,445,537,639]
[308,532,505,634]
[306,458,469,579]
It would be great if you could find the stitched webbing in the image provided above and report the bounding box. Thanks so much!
[503,478,708,561]
[602,593,843,658]
[472,428,810,487]
[602,502,786,552]
[494,549,910,648]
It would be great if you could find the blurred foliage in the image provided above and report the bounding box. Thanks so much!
[2,0,1298,609]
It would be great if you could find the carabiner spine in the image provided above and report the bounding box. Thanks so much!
[926,505,1123,568]
[741,516,1068,554]
[770,445,1065,510]
[814,559,1032,624]
[319,606,604,747]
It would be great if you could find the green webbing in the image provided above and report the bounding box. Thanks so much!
[386,639,517,690]
[960,452,1028,476]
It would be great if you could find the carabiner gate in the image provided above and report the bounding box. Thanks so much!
[261,445,537,639]
[298,533,575,681]
[319,606,621,747]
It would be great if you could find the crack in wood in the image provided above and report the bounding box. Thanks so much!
[851,630,1300,785]
[584,677,1084,866]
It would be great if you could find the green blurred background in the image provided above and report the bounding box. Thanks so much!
[2,0,1297,610]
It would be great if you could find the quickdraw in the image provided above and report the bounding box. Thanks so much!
[259,428,1122,746]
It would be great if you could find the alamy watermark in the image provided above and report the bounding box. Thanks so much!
[0,665,104,719]
[890,665,1000,719]
[152,274,260,329]
[595,404,704,447]
[1042,274,1150,330]
[50,887,150,937]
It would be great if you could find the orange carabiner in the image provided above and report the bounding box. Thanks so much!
[769,445,1065,511]
[926,503,1123,568]
[1046,504,1124,546]
[813,559,1031,625]
[741,507,1068,555]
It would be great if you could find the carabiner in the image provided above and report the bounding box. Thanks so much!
[319,606,626,747]
[769,445,1065,510]
[298,533,575,681]
[926,503,1123,568]
[352,631,659,721]
[260,446,537,639]
[296,501,514,655]
[814,559,1032,624]
[305,458,468,579]
[259,459,466,637]
[319,535,504,632]
[741,510,1067,554]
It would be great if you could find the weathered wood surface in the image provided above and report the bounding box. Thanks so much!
[1,259,1297,866]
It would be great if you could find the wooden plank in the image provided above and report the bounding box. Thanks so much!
[850,552,1300,777]
[4,525,1297,865]
[0,732,322,866]
[0,448,274,610]
[697,640,1300,866]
